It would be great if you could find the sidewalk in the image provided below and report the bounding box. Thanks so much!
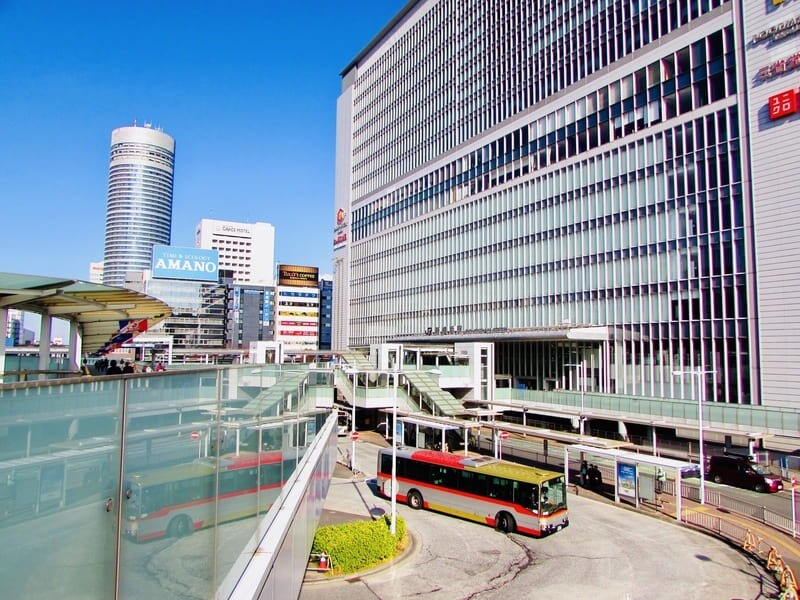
[576,480,800,581]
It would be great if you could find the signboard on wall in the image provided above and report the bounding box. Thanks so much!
[768,89,798,119]
[617,463,637,499]
[152,246,219,282]
[278,264,319,287]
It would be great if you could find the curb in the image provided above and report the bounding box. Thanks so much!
[302,526,420,586]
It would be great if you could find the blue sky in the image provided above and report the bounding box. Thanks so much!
[0,1,407,281]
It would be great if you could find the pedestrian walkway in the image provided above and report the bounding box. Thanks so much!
[573,478,799,596]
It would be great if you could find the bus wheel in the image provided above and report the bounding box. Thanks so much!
[407,490,424,510]
[168,515,193,538]
[495,511,516,534]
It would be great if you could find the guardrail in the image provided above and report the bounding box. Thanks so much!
[666,480,799,539]
[682,511,798,599]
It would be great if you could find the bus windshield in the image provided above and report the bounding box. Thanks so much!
[538,476,566,514]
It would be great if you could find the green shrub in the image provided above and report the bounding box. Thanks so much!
[311,515,406,575]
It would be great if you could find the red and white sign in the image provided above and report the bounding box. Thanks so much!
[768,89,798,119]
[499,431,510,440]
[350,431,359,442]
[191,431,199,440]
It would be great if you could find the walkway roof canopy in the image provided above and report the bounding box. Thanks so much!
[0,272,171,354]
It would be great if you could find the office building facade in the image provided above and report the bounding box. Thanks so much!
[103,124,175,287]
[275,265,320,352]
[334,0,800,410]
[196,219,276,286]
[318,276,333,351]
[225,281,275,349]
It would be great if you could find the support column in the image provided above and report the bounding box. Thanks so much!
[0,308,7,383]
[68,319,81,372]
[38,314,52,380]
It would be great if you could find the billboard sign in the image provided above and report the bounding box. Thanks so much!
[617,463,637,499]
[152,246,219,282]
[278,264,319,287]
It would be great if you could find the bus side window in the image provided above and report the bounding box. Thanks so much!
[380,454,392,475]
[516,482,537,511]
[431,466,456,487]
[487,477,513,502]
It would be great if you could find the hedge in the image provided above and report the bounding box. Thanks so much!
[311,515,407,575]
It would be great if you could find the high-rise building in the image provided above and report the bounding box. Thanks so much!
[103,124,175,287]
[224,280,275,349]
[275,265,320,352]
[88,262,104,284]
[318,276,333,351]
[4,309,23,346]
[196,219,276,286]
[334,1,800,416]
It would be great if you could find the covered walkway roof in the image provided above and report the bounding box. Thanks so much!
[0,272,171,354]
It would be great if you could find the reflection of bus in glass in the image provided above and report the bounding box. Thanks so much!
[123,451,286,542]
[377,448,568,537]
[0,444,115,521]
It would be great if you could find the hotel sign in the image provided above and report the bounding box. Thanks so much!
[152,246,219,282]
[333,207,348,249]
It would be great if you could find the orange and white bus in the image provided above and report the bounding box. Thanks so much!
[123,451,286,542]
[377,447,568,537]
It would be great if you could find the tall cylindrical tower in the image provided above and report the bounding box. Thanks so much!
[102,124,175,287]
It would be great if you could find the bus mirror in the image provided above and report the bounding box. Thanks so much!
[105,498,113,512]
[125,489,132,500]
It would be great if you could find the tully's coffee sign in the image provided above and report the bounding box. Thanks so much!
[278,264,319,287]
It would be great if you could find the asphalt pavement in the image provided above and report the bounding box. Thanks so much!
[300,435,786,600]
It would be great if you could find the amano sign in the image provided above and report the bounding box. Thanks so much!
[152,246,220,282]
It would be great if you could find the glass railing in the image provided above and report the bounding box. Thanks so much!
[0,365,334,599]
[494,388,800,436]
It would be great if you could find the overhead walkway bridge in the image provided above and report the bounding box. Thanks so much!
[333,361,465,418]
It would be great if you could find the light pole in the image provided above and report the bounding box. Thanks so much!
[565,360,586,436]
[673,368,714,505]
[390,365,399,535]
[350,368,357,473]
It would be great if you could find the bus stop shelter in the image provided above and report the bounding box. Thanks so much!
[379,410,483,455]
[565,444,699,523]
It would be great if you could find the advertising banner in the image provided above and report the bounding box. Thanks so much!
[278,264,319,287]
[152,246,219,282]
[617,462,637,499]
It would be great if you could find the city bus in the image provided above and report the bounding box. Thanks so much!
[123,451,286,542]
[377,447,568,537]
[0,444,116,521]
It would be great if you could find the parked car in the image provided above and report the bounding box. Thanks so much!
[707,455,783,493]
[680,463,701,479]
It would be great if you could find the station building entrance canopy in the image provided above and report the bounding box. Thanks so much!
[0,272,171,376]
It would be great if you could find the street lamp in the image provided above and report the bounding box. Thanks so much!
[349,368,357,473]
[673,368,714,505]
[390,365,399,535]
[565,360,586,436]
